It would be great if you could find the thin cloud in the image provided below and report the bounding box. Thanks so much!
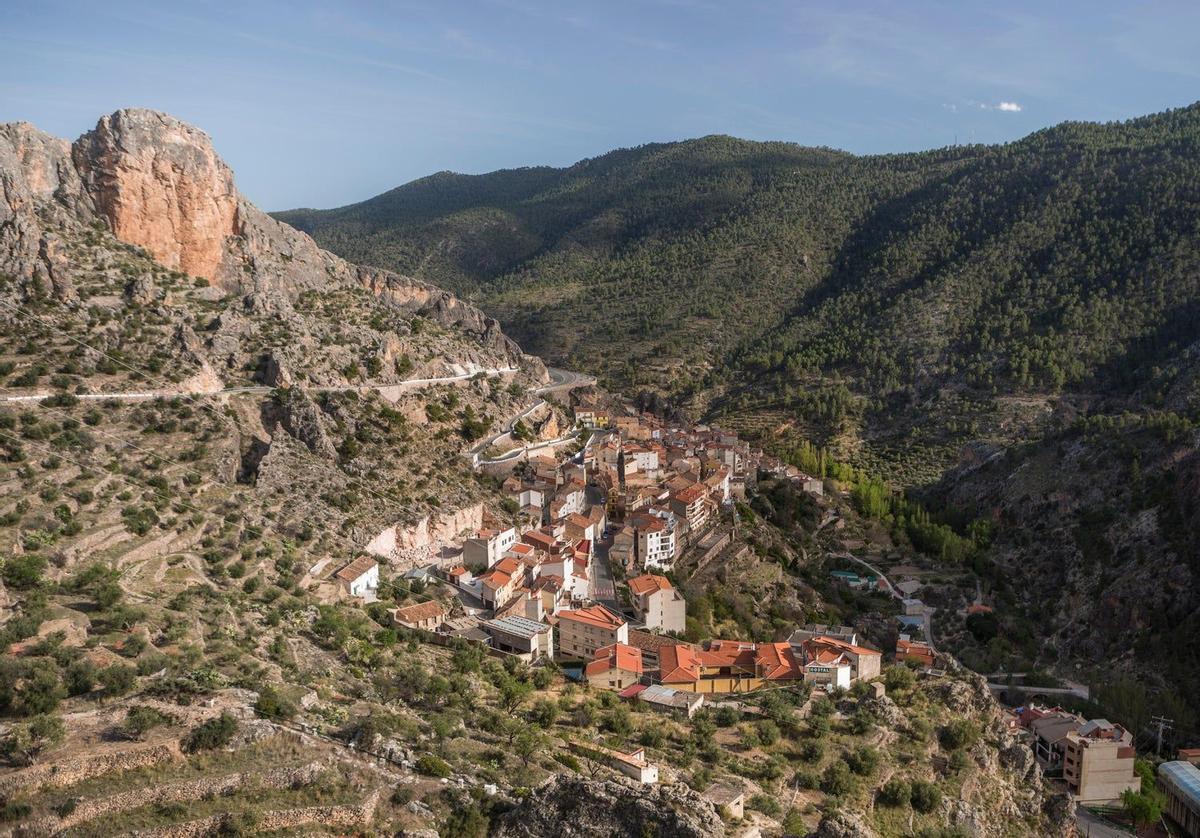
[997,101,1022,112]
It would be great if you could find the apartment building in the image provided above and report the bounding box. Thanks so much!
[627,573,686,634]
[1061,720,1139,804]
[556,604,629,660]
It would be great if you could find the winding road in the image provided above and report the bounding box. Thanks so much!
[469,367,595,466]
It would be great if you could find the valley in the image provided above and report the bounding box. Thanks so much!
[0,104,1193,838]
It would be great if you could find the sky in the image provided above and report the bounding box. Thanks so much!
[3,1,1199,211]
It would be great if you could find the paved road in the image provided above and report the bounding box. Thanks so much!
[591,534,620,612]
[837,552,938,650]
[471,367,595,466]
[0,364,519,405]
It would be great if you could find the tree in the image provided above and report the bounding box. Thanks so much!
[910,779,942,813]
[513,729,544,767]
[821,761,856,796]
[884,665,916,691]
[879,777,911,806]
[183,712,238,752]
[17,659,65,715]
[254,684,298,720]
[119,706,173,740]
[1121,787,1163,830]
[0,714,64,765]
[97,664,137,699]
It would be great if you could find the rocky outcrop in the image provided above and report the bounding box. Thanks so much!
[491,775,725,838]
[278,388,337,460]
[74,109,238,280]
[0,108,542,371]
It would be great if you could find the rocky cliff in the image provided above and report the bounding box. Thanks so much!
[0,108,537,368]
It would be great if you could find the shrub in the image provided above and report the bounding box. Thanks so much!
[885,665,916,691]
[799,739,824,762]
[120,705,173,740]
[416,753,452,778]
[821,760,856,796]
[939,719,978,751]
[910,779,942,813]
[879,777,911,806]
[97,664,137,697]
[254,685,298,720]
[846,745,879,776]
[748,793,781,816]
[183,712,237,752]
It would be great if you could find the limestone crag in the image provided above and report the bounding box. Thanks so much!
[0,108,542,372]
[491,775,726,838]
[74,109,238,280]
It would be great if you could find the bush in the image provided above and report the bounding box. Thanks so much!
[748,793,781,816]
[183,712,237,752]
[97,664,137,697]
[846,745,879,776]
[254,685,298,720]
[939,719,978,751]
[910,779,942,813]
[885,665,916,691]
[879,777,911,806]
[416,753,452,778]
[120,705,173,740]
[799,739,824,762]
[821,760,856,796]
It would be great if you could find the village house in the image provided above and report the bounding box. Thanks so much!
[585,642,644,690]
[564,512,597,548]
[391,600,446,631]
[619,683,705,718]
[1029,710,1087,766]
[478,556,524,610]
[788,624,858,646]
[895,636,935,668]
[483,615,554,661]
[631,513,676,570]
[793,635,882,684]
[610,525,636,572]
[556,604,629,660]
[669,483,712,537]
[462,527,518,569]
[335,556,379,600]
[572,742,658,784]
[627,628,683,672]
[702,784,746,820]
[658,640,802,694]
[627,573,686,634]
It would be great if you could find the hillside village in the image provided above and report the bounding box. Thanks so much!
[304,387,1172,834]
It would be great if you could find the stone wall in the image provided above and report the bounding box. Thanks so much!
[129,788,381,837]
[0,741,179,797]
[57,761,325,831]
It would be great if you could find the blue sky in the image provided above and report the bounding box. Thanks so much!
[3,1,1199,210]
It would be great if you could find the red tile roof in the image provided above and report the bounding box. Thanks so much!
[558,604,626,631]
[392,600,446,625]
[659,644,702,684]
[628,574,673,596]
[673,484,708,504]
[335,555,377,583]
[585,643,644,677]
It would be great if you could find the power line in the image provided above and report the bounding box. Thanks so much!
[1150,715,1174,757]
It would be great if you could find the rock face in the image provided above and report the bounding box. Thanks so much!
[491,775,725,838]
[74,109,238,280]
[0,108,541,372]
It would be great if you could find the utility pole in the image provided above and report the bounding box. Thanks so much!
[1150,716,1174,757]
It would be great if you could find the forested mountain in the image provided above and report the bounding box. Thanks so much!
[281,104,1200,743]
[278,104,1200,418]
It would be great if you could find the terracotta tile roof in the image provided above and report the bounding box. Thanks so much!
[807,635,880,658]
[628,574,673,596]
[494,557,521,575]
[659,644,702,684]
[627,629,686,653]
[335,555,378,583]
[480,570,512,590]
[392,600,446,625]
[585,643,644,677]
[558,604,626,631]
[565,513,592,528]
[673,484,708,504]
